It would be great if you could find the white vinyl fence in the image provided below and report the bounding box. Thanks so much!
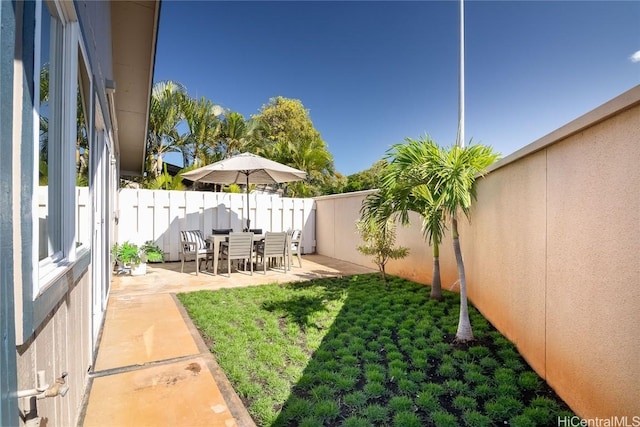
[39,187,92,259]
[116,189,316,261]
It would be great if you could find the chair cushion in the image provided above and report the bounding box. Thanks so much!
[181,230,207,251]
[212,228,233,235]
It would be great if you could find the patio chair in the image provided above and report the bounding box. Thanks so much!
[180,230,214,275]
[220,232,254,277]
[256,231,288,274]
[287,229,302,268]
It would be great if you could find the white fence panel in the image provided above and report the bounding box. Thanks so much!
[116,189,316,261]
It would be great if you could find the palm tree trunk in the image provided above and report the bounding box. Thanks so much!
[452,216,474,342]
[431,242,443,300]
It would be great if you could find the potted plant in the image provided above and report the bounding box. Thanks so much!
[141,240,164,263]
[114,241,147,276]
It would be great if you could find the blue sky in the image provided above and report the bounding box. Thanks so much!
[154,1,639,176]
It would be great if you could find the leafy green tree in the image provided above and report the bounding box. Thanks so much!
[254,97,335,196]
[357,189,409,287]
[345,159,389,193]
[321,172,348,194]
[147,80,187,178]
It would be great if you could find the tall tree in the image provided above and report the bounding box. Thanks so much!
[380,137,498,339]
[179,96,224,167]
[425,142,499,342]
[147,80,187,178]
[219,112,266,158]
[254,97,335,196]
[381,137,447,300]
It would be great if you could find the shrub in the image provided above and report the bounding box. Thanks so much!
[388,396,413,412]
[341,416,373,427]
[496,382,521,398]
[389,366,407,381]
[362,350,380,362]
[432,410,458,427]
[279,397,312,422]
[518,371,543,391]
[363,381,385,398]
[529,396,560,412]
[462,410,493,427]
[364,369,385,383]
[453,395,478,411]
[479,356,500,370]
[361,404,388,423]
[422,382,445,396]
[464,370,490,385]
[398,378,419,395]
[393,411,422,427]
[313,399,340,422]
[299,417,323,427]
[310,385,333,401]
[485,397,525,421]
[387,351,404,362]
[444,379,468,394]
[141,240,164,262]
[438,362,457,378]
[356,212,409,285]
[344,391,368,409]
[335,375,357,391]
[407,370,426,383]
[472,383,494,399]
[468,346,491,358]
[509,414,536,427]
[494,367,517,384]
[523,406,555,426]
[340,366,361,379]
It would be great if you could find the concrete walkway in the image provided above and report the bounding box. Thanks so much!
[79,255,375,427]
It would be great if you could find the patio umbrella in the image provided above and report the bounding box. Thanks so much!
[180,153,307,229]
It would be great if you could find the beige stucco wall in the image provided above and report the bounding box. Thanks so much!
[315,85,640,418]
[543,104,640,418]
[16,269,93,427]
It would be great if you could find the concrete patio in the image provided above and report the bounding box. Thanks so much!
[79,255,375,426]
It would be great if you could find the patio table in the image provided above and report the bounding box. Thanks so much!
[206,233,265,276]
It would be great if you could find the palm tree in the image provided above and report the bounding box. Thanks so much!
[427,142,499,342]
[284,135,335,197]
[147,80,187,177]
[381,137,447,300]
[219,112,266,158]
[179,96,224,167]
[146,164,185,191]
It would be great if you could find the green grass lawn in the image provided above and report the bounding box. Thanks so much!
[178,274,575,427]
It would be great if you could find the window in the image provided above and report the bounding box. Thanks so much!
[35,0,80,289]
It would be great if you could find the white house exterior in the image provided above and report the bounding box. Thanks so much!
[0,1,159,425]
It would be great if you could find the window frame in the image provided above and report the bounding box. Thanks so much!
[33,0,81,292]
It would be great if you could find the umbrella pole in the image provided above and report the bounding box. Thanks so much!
[246,173,250,231]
